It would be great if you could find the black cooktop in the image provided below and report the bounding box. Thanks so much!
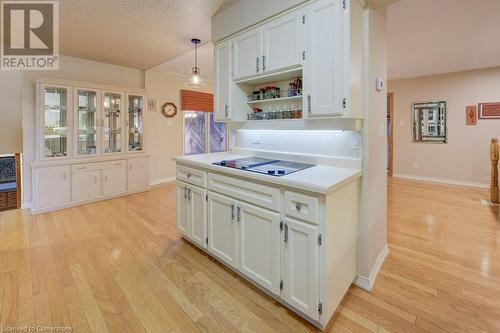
[213,157,315,177]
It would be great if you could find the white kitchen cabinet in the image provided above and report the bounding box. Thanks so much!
[176,182,189,234]
[238,201,281,294]
[36,165,71,208]
[188,185,207,248]
[102,163,127,195]
[126,94,145,153]
[282,217,319,320]
[127,157,149,190]
[304,0,343,117]
[72,169,101,202]
[262,11,304,73]
[232,29,262,80]
[207,191,239,268]
[214,40,232,121]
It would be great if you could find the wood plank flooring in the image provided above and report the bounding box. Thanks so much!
[0,178,499,332]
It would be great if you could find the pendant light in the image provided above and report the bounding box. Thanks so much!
[185,38,206,89]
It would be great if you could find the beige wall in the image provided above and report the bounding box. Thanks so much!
[358,5,388,286]
[145,70,213,184]
[388,67,500,187]
[22,55,145,206]
[0,71,23,154]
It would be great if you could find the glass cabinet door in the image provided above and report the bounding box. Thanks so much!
[75,89,98,156]
[43,86,69,158]
[103,92,123,154]
[127,94,144,152]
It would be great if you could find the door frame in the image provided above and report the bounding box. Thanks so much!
[387,92,394,176]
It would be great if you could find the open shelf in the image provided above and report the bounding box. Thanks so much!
[234,67,303,85]
[247,95,302,105]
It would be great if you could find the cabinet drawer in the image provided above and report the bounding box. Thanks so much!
[7,192,17,208]
[284,191,319,224]
[101,160,126,169]
[0,193,6,207]
[72,163,101,173]
[208,173,281,211]
[176,165,207,188]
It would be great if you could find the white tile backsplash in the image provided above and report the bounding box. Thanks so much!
[233,130,362,158]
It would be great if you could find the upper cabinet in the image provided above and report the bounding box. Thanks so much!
[214,40,232,121]
[126,94,145,152]
[232,29,262,80]
[213,0,354,122]
[35,81,147,161]
[304,0,344,117]
[262,11,304,73]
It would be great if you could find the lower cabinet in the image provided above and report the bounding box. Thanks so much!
[177,181,207,249]
[72,169,101,201]
[282,217,319,319]
[207,191,238,268]
[37,165,71,208]
[128,157,149,190]
[102,164,127,195]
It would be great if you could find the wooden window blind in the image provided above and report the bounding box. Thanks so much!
[181,89,214,112]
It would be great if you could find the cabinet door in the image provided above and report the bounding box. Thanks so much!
[176,182,189,235]
[262,11,303,73]
[214,40,232,121]
[74,88,100,157]
[188,185,207,248]
[39,84,72,160]
[127,157,149,190]
[233,29,262,80]
[126,94,145,153]
[304,0,343,116]
[102,165,126,195]
[37,165,71,208]
[72,170,101,202]
[238,202,281,294]
[102,91,124,154]
[207,192,238,268]
[282,217,319,319]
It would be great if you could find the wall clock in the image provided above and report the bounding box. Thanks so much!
[161,102,177,118]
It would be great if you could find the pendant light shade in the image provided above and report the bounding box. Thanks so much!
[185,38,207,89]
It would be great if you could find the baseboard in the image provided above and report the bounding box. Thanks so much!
[354,243,389,292]
[21,201,31,209]
[393,174,489,189]
[149,177,175,186]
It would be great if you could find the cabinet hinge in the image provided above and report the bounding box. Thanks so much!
[302,14,305,24]
[206,237,208,245]
[342,0,346,9]
[205,194,208,202]
[342,98,347,109]
[280,280,283,290]
[318,302,323,315]
[318,234,322,246]
[302,50,306,61]
[280,220,284,231]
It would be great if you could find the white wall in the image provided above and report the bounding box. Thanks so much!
[0,71,23,154]
[145,70,213,184]
[357,5,388,288]
[22,55,145,206]
[388,67,500,187]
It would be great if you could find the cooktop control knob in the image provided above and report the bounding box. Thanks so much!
[220,160,228,166]
[268,169,276,175]
[278,169,286,174]
[241,165,248,170]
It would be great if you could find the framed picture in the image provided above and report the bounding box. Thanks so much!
[412,101,447,143]
[466,105,477,125]
[479,102,500,119]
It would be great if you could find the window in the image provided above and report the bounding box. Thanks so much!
[181,90,226,155]
[184,111,227,155]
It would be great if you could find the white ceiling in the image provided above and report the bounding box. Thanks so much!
[59,0,230,70]
[387,0,500,79]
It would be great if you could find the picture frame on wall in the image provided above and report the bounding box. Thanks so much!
[466,105,477,125]
[478,102,500,119]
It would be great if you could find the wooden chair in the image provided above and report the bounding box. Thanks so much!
[491,138,499,204]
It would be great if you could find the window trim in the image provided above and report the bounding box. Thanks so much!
[182,111,229,155]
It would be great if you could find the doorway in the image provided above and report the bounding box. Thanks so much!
[387,92,394,176]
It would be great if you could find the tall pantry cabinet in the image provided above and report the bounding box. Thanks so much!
[31,79,149,214]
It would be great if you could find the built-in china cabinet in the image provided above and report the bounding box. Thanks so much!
[32,79,149,214]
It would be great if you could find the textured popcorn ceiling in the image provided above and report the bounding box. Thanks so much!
[59,0,236,69]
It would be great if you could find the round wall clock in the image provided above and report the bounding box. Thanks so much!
[161,102,177,118]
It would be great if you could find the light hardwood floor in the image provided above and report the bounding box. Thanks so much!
[0,178,499,332]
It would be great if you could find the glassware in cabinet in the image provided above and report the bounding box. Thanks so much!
[103,92,123,154]
[127,94,144,152]
[43,86,69,158]
[75,89,98,156]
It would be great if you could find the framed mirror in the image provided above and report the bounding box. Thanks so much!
[412,101,447,143]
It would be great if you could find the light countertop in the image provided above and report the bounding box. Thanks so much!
[174,152,362,195]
